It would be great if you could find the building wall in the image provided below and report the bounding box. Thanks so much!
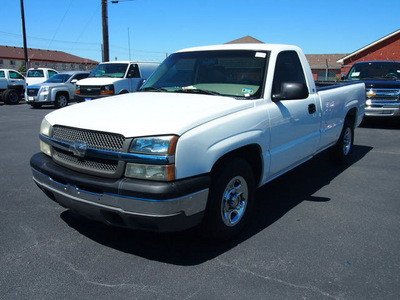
[311,69,342,81]
[0,58,97,72]
[341,34,400,74]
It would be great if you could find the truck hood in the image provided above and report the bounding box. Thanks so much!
[28,82,68,89]
[45,92,254,137]
[362,79,400,89]
[76,77,125,86]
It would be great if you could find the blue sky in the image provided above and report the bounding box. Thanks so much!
[2,0,400,63]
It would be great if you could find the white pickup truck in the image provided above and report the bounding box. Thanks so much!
[0,69,25,104]
[26,68,58,86]
[75,61,160,102]
[30,43,365,239]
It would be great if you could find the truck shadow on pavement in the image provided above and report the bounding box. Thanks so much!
[360,118,400,130]
[61,144,372,266]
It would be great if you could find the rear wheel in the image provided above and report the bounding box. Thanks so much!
[330,118,354,164]
[201,158,255,240]
[2,89,20,105]
[55,93,68,108]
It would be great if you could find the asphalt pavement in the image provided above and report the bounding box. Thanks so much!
[1,102,399,299]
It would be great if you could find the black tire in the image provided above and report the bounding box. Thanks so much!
[2,89,20,105]
[330,118,354,164]
[55,93,68,108]
[201,158,255,240]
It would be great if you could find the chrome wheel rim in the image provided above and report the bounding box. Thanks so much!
[343,127,352,155]
[221,176,248,227]
[58,96,67,107]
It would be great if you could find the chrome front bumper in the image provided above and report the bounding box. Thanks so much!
[31,153,210,232]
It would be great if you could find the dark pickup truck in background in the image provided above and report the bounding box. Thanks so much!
[344,61,400,118]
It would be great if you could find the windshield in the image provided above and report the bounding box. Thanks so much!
[89,63,129,78]
[45,73,72,83]
[27,70,44,77]
[140,50,268,99]
[347,62,400,80]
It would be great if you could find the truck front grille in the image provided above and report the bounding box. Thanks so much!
[79,86,101,96]
[27,88,39,96]
[53,126,125,152]
[367,88,400,106]
[53,148,119,173]
[51,126,128,178]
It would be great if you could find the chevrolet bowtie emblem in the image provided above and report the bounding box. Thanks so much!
[69,142,87,157]
[366,88,376,98]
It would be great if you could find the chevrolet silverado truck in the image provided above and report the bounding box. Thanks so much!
[345,61,400,118]
[30,44,365,239]
[0,69,25,104]
[25,71,89,108]
[75,61,160,102]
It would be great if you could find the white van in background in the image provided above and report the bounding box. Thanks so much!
[75,61,160,102]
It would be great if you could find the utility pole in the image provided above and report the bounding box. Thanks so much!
[20,0,29,71]
[102,0,109,62]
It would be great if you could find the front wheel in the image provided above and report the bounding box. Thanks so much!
[55,93,68,108]
[201,158,255,240]
[330,118,354,164]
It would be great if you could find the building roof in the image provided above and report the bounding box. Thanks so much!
[337,29,400,64]
[0,45,98,65]
[306,53,347,69]
[225,35,264,44]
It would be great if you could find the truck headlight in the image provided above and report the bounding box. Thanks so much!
[40,118,52,137]
[100,84,114,95]
[40,118,53,156]
[125,135,178,181]
[41,86,50,93]
[129,136,178,155]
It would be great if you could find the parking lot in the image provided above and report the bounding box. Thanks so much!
[1,102,399,299]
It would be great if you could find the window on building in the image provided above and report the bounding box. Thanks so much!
[317,70,338,81]
[0,59,3,66]
[10,60,16,66]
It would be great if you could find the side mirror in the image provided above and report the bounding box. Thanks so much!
[71,79,78,84]
[272,82,309,102]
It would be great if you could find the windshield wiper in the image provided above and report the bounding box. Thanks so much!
[175,88,221,96]
[139,87,168,92]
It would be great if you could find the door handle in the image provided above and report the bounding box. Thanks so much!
[308,104,316,114]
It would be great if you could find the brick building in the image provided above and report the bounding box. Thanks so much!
[0,45,98,72]
[227,30,400,81]
[337,29,400,75]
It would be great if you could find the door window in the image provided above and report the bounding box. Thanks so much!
[272,51,306,97]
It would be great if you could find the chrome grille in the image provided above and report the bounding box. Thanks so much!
[368,88,400,105]
[27,88,39,96]
[53,126,125,152]
[53,148,118,173]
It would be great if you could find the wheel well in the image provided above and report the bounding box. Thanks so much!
[56,91,69,100]
[346,107,357,127]
[211,144,263,186]
[119,90,129,94]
